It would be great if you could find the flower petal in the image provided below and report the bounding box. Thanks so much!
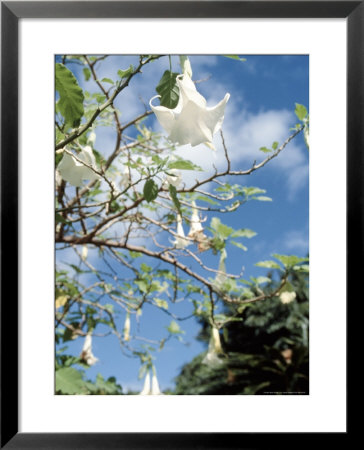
[58,147,99,187]
[58,153,84,187]
[139,373,151,395]
[150,95,175,134]
[173,214,190,249]
[151,373,162,395]
[169,101,213,146]
[204,93,230,135]
[176,74,206,108]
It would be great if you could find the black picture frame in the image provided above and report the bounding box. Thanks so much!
[1,1,358,448]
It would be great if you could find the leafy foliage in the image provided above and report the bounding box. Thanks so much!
[55,63,84,128]
[56,366,123,395]
[174,270,309,395]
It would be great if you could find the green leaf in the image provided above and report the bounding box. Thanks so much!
[101,77,114,84]
[259,146,272,153]
[223,55,247,62]
[143,179,159,203]
[168,160,201,171]
[135,280,148,293]
[117,65,134,79]
[55,63,84,128]
[167,320,184,334]
[56,367,85,394]
[83,67,91,81]
[195,195,219,205]
[230,241,248,251]
[254,196,272,202]
[140,263,152,273]
[272,254,309,268]
[129,251,142,259]
[253,276,271,285]
[272,141,279,150]
[295,103,308,121]
[210,217,234,239]
[231,229,257,239]
[255,260,281,269]
[242,187,266,196]
[155,298,168,309]
[169,185,182,215]
[156,70,180,109]
[55,213,69,225]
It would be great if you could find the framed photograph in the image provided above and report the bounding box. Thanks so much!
[1,1,357,447]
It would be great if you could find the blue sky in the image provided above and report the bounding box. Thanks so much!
[56,54,309,393]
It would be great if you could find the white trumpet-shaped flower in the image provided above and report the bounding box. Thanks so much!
[119,165,131,190]
[280,291,296,304]
[215,248,228,286]
[58,146,99,187]
[188,201,210,251]
[139,370,163,395]
[123,312,131,342]
[81,245,88,261]
[139,372,151,395]
[188,201,204,237]
[80,333,98,366]
[151,373,162,395]
[171,214,190,249]
[163,168,183,188]
[202,326,223,368]
[150,74,230,147]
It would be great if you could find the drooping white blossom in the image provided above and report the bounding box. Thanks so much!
[188,201,204,237]
[151,372,162,395]
[80,333,98,366]
[280,291,296,304]
[202,326,223,368]
[123,312,131,342]
[81,245,88,261]
[187,201,210,251]
[171,214,190,249]
[119,165,131,190]
[139,370,163,395]
[150,74,230,147]
[139,372,151,395]
[179,55,193,78]
[163,168,182,188]
[58,146,99,187]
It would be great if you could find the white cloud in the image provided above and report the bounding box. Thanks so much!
[282,229,309,253]
[196,77,309,199]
